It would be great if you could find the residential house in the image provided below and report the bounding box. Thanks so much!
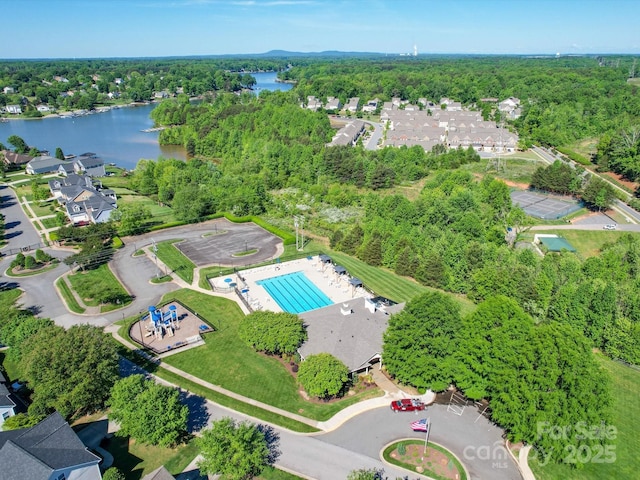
[73,153,105,177]
[26,156,73,175]
[154,91,170,99]
[5,105,22,114]
[3,87,14,95]
[0,373,16,428]
[498,97,522,119]
[49,173,117,225]
[306,96,323,111]
[0,411,102,480]
[36,104,52,113]
[345,97,360,113]
[1,150,33,167]
[324,96,342,111]
[362,98,380,113]
[327,120,365,147]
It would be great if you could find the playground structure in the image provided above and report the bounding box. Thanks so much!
[129,301,214,355]
[146,304,179,340]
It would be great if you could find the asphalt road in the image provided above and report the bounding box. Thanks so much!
[0,184,44,253]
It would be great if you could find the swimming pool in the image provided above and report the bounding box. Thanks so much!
[257,271,332,314]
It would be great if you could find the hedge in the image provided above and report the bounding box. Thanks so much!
[556,146,592,166]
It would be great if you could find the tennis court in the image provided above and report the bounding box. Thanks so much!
[511,190,583,219]
[257,271,332,314]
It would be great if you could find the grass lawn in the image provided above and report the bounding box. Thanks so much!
[55,277,85,314]
[29,200,57,217]
[0,288,22,309]
[156,240,195,283]
[524,229,626,258]
[461,153,546,185]
[322,245,476,316]
[40,217,60,229]
[104,435,198,480]
[530,355,639,480]
[161,289,383,422]
[67,264,130,309]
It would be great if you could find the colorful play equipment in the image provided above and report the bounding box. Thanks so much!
[146,304,179,340]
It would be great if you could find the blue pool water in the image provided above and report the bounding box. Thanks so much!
[257,271,332,314]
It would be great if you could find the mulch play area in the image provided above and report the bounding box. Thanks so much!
[129,300,214,355]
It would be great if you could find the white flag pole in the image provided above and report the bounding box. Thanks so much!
[423,417,431,458]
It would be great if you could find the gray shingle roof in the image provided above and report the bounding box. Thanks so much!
[0,412,100,480]
[299,298,404,372]
[142,466,176,480]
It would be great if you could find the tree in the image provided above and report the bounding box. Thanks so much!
[1,413,44,431]
[347,468,384,480]
[197,417,270,480]
[112,203,152,236]
[21,324,119,419]
[108,374,188,447]
[101,468,126,480]
[297,353,349,399]
[238,311,306,356]
[581,175,616,211]
[7,135,28,154]
[55,147,65,160]
[383,291,462,392]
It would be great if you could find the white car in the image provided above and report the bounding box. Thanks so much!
[603,224,617,230]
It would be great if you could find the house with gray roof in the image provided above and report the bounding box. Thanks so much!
[325,96,342,111]
[0,411,102,480]
[298,297,404,374]
[345,97,360,113]
[26,156,73,175]
[73,153,105,177]
[49,174,117,225]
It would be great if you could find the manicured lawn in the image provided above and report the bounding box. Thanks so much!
[0,288,22,309]
[161,289,383,421]
[155,240,195,283]
[55,277,85,313]
[41,217,60,229]
[530,355,640,480]
[67,263,130,309]
[104,435,198,480]
[324,246,476,316]
[525,229,626,258]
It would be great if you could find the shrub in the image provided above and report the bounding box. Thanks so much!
[24,255,36,269]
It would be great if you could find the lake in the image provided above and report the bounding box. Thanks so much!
[0,71,292,170]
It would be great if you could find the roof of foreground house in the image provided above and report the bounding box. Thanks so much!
[0,412,100,480]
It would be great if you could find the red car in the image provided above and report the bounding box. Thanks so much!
[390,398,426,412]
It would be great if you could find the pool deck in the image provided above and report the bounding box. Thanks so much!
[212,256,370,313]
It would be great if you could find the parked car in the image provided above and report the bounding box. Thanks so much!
[390,398,426,412]
[603,224,617,230]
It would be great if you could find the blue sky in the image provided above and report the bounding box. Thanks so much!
[2,0,639,58]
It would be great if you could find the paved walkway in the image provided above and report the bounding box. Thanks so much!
[108,323,412,433]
